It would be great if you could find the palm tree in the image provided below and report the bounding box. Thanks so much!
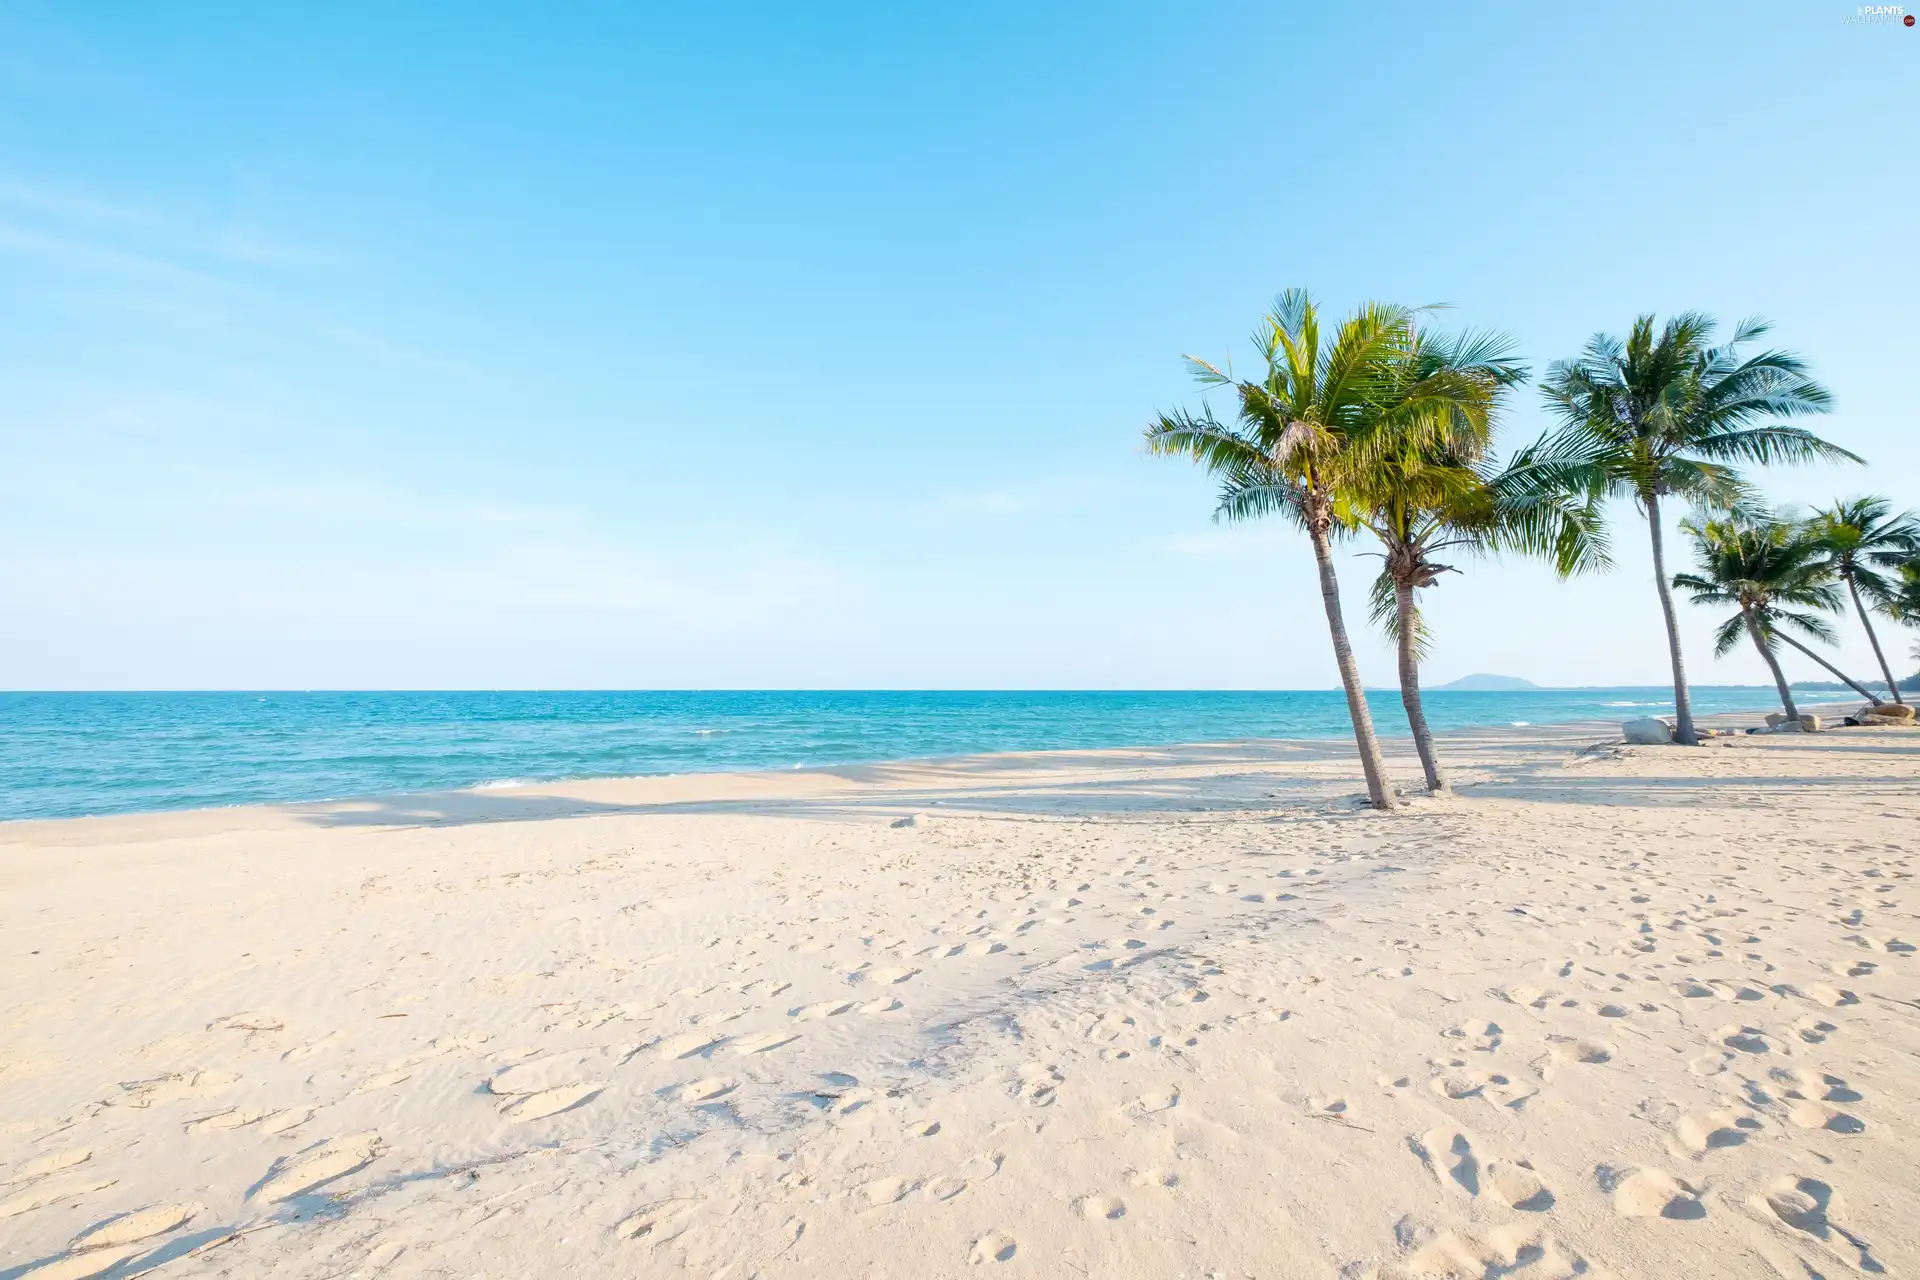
[1888,561,1920,625]
[1887,562,1920,692]
[1145,290,1493,809]
[1807,497,1920,705]
[1345,330,1608,791]
[1674,512,1883,718]
[1533,314,1853,744]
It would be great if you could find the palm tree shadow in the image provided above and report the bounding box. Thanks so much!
[289,740,1376,830]
[286,728,1918,829]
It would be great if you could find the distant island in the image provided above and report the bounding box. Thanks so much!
[1432,673,1542,692]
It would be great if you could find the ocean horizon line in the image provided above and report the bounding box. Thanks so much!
[0,682,1835,695]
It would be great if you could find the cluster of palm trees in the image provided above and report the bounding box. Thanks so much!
[1147,290,1916,809]
[1675,499,1920,723]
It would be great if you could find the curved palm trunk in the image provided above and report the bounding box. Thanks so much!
[1846,574,1903,704]
[1742,606,1799,721]
[1769,629,1884,706]
[1393,579,1445,792]
[1645,493,1699,744]
[1309,520,1395,809]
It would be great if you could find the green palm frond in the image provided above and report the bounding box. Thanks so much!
[1807,497,1920,605]
[1676,507,1862,670]
[1711,613,1749,658]
[1538,312,1852,514]
[1143,409,1263,471]
[1367,571,1435,660]
[1688,425,1860,467]
[1760,607,1839,646]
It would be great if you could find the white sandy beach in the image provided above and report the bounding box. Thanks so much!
[2,716,1916,1279]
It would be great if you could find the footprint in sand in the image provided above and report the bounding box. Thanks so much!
[348,1068,414,1096]
[1805,984,1859,1007]
[1793,1016,1837,1045]
[968,1231,1018,1264]
[1752,1175,1880,1271]
[1429,1073,1486,1101]
[925,1174,969,1201]
[8,1149,91,1182]
[675,1077,737,1104]
[1398,1221,1588,1277]
[616,1198,699,1244]
[729,1031,799,1055]
[259,1107,315,1135]
[486,1050,620,1094]
[1416,1127,1482,1197]
[185,1107,278,1133]
[1443,1020,1502,1052]
[1427,1068,1532,1107]
[252,1132,382,1201]
[1674,1109,1754,1155]
[1133,1086,1180,1114]
[1771,1065,1863,1104]
[1485,1161,1554,1211]
[112,1069,239,1109]
[1415,1129,1552,1209]
[809,1074,877,1116]
[923,1154,1003,1202]
[861,1176,913,1206]
[1073,1194,1127,1221]
[791,1000,856,1021]
[1786,1100,1864,1134]
[363,1240,407,1271]
[23,1243,151,1280]
[69,1203,200,1252]
[1600,1165,1705,1220]
[1547,1036,1613,1065]
[1719,1026,1771,1054]
[848,965,919,986]
[1013,1064,1063,1107]
[651,1031,729,1060]
[0,1178,118,1221]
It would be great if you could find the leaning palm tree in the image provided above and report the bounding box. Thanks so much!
[1674,512,1883,718]
[1806,497,1920,705]
[1532,314,1853,744]
[1346,330,1608,791]
[1145,290,1492,809]
[1887,562,1920,692]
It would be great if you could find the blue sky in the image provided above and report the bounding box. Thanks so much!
[1,1,1914,690]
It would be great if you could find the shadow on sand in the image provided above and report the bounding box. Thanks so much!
[287,729,1920,830]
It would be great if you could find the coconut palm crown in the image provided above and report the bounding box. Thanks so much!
[1673,511,1882,717]
[1806,497,1920,704]
[1345,328,1609,792]
[1531,313,1855,743]
[1144,290,1496,808]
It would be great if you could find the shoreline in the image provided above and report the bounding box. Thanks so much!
[0,698,1863,835]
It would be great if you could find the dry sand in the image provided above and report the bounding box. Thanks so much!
[1,716,1915,1279]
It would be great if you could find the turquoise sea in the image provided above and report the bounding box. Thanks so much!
[0,687,1814,823]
